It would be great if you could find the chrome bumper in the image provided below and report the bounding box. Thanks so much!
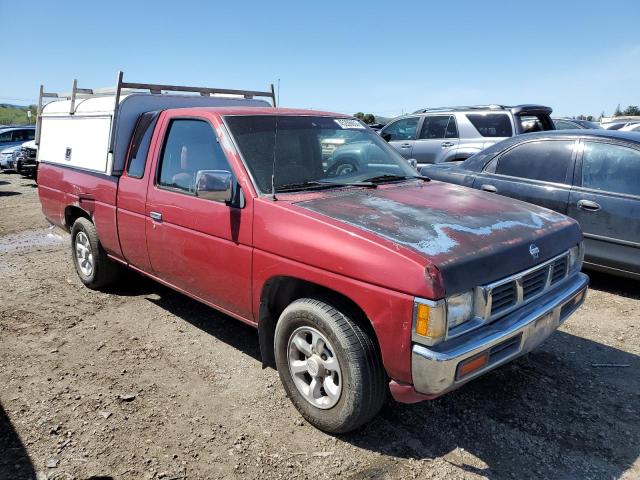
[412,272,588,396]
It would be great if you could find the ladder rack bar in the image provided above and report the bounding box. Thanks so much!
[108,71,124,154]
[36,85,44,146]
[69,79,77,115]
[120,81,275,101]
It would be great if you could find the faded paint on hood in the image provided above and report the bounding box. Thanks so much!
[295,181,581,294]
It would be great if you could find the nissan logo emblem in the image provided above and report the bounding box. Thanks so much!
[529,244,540,259]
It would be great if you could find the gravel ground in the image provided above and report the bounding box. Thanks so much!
[1,172,639,480]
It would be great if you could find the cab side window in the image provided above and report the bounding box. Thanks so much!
[158,119,231,194]
[127,112,158,178]
[554,119,579,130]
[581,142,640,196]
[381,117,419,141]
[419,116,457,139]
[495,140,574,184]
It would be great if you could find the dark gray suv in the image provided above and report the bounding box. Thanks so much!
[380,105,554,167]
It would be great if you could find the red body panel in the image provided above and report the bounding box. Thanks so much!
[38,163,122,259]
[251,247,415,382]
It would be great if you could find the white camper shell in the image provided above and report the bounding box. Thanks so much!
[36,72,275,175]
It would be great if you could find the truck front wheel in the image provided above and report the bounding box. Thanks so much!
[274,298,386,433]
[70,217,119,289]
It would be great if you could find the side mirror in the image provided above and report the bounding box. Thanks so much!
[381,132,391,142]
[407,158,418,170]
[195,170,233,203]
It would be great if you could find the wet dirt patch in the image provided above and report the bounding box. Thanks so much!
[0,227,66,254]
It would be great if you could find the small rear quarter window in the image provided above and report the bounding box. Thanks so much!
[466,114,513,137]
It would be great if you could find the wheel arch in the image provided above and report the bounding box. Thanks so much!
[64,205,92,232]
[258,275,381,369]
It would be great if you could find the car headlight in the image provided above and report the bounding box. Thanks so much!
[412,299,446,346]
[568,242,584,273]
[446,290,474,328]
[413,291,476,346]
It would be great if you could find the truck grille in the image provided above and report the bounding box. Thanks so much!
[488,252,570,318]
[24,148,37,160]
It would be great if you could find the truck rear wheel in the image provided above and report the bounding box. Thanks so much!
[71,217,119,289]
[274,298,386,433]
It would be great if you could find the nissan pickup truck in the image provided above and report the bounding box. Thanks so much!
[36,74,589,433]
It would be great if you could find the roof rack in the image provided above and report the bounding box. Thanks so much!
[36,71,276,146]
[412,105,507,114]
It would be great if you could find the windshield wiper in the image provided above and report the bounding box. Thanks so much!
[274,180,376,193]
[361,174,431,184]
[315,180,377,188]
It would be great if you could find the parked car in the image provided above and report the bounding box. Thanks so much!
[421,130,640,279]
[620,123,640,133]
[601,121,640,130]
[37,75,588,433]
[16,140,38,179]
[0,126,35,150]
[553,118,603,129]
[0,145,21,170]
[379,104,555,167]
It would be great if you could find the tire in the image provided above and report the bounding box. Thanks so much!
[70,217,119,289]
[327,157,358,177]
[274,298,386,433]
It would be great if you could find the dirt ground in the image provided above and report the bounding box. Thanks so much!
[1,172,639,480]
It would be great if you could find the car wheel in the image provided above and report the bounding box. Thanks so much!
[71,217,119,289]
[327,157,358,177]
[274,298,386,433]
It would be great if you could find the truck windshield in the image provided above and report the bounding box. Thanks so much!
[224,115,418,193]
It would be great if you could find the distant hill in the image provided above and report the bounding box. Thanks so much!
[0,104,37,126]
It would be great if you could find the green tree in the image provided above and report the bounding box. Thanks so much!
[353,112,365,120]
[623,105,640,116]
[362,113,375,124]
[614,104,623,117]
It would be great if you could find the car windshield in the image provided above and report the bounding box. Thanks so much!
[225,115,418,193]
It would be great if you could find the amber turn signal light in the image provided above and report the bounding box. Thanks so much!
[457,352,489,380]
[415,304,431,336]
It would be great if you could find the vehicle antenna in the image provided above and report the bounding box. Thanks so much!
[271,102,279,201]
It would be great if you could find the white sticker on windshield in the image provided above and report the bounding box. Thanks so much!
[334,119,365,129]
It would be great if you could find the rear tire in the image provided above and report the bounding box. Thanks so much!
[274,298,386,433]
[71,217,119,289]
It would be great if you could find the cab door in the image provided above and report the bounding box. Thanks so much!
[410,115,459,165]
[379,116,419,159]
[472,138,576,214]
[568,139,640,275]
[144,113,254,320]
[116,112,159,272]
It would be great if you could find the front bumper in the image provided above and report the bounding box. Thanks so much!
[411,272,588,397]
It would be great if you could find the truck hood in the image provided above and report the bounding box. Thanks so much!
[295,181,581,294]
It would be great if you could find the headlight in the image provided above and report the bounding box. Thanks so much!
[568,242,584,273]
[447,291,474,328]
[413,291,476,346]
[412,299,446,346]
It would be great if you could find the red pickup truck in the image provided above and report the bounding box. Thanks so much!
[36,75,588,433]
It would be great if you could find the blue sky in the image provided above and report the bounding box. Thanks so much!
[2,0,639,118]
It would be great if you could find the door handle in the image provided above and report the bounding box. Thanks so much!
[400,143,412,148]
[441,141,454,148]
[481,184,497,193]
[149,211,163,222]
[577,199,601,212]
